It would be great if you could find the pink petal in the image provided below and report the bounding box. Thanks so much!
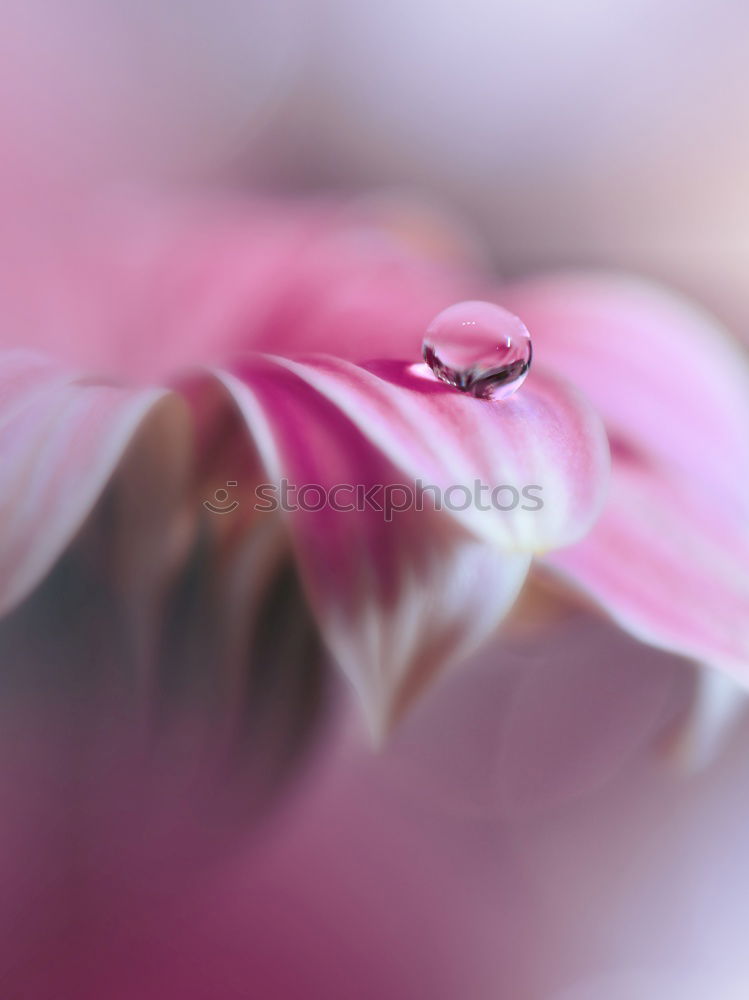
[502,275,749,679]
[211,354,609,734]
[0,195,475,380]
[0,352,180,615]
[232,355,610,551]
[666,668,748,772]
[547,464,749,677]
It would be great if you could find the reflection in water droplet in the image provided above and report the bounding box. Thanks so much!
[422,300,532,400]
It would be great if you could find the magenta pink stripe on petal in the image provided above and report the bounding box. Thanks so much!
[232,354,610,553]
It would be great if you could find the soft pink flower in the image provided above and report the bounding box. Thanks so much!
[2,189,749,998]
[2,194,612,738]
[4,4,749,996]
[2,195,747,739]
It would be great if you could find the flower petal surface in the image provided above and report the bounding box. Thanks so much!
[503,275,749,678]
[213,353,609,732]
[0,351,180,615]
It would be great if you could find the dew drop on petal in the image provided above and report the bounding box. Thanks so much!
[422,300,532,400]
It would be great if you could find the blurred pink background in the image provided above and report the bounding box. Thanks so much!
[5,0,749,333]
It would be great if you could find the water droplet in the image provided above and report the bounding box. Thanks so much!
[422,300,532,400]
